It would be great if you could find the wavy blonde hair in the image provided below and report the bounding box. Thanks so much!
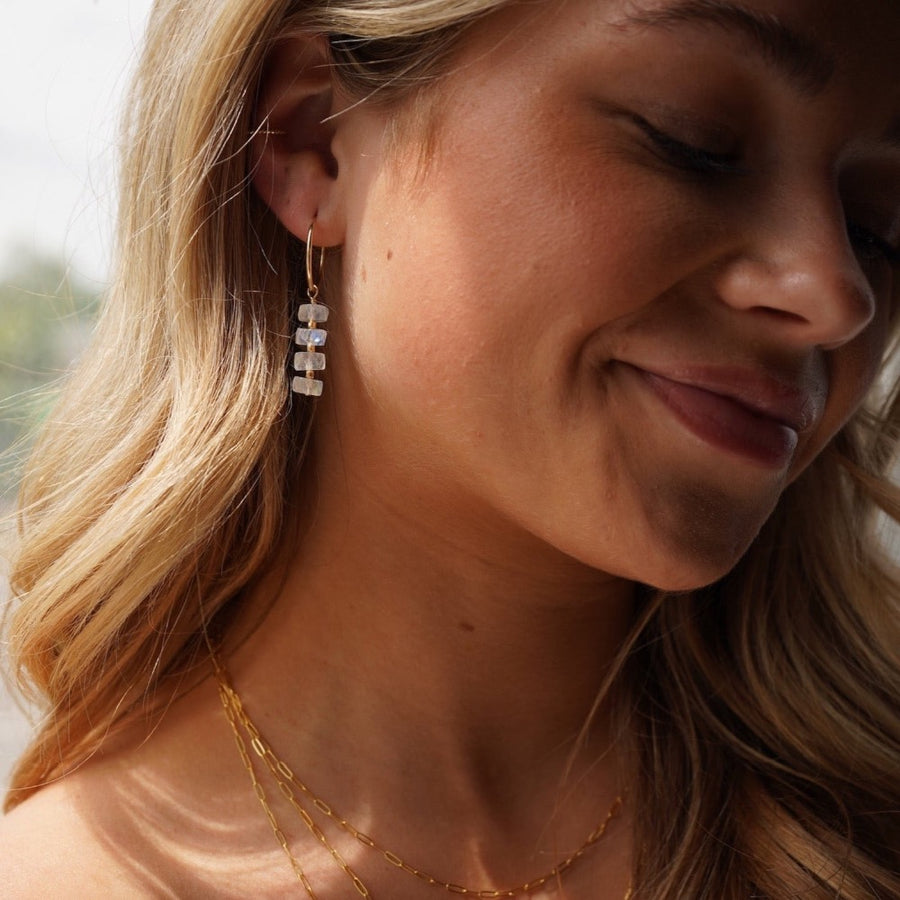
[5,1,900,897]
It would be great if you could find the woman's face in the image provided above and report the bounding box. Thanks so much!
[325,0,900,589]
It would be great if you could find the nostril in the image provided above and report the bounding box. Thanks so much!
[751,306,809,325]
[715,250,877,348]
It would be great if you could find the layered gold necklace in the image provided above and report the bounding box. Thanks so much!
[214,658,630,899]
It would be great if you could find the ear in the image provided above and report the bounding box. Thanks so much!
[251,36,346,247]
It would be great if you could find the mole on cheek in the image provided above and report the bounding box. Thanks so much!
[458,620,476,633]
[386,249,393,261]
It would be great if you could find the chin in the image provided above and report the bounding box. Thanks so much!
[639,557,744,593]
[626,538,756,592]
[627,484,776,591]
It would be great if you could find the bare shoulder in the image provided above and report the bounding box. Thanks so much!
[0,679,279,899]
[0,772,173,898]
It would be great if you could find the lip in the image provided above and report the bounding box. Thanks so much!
[626,364,824,469]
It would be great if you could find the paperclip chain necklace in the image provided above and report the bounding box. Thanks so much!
[214,658,632,899]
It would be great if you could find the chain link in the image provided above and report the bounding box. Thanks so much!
[220,683,319,898]
[215,659,628,898]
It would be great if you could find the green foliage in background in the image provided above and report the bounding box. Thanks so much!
[0,254,100,500]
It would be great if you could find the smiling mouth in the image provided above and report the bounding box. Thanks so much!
[632,367,817,469]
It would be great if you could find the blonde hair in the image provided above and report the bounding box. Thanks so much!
[5,1,900,897]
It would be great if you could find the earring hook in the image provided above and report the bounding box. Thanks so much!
[306,219,325,298]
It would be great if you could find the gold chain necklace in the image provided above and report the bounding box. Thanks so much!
[214,659,631,899]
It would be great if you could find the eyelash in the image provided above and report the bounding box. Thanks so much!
[635,117,744,175]
[635,117,900,269]
[846,221,900,268]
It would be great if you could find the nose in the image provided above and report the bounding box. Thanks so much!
[714,194,876,350]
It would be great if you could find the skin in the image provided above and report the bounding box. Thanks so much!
[2,0,899,897]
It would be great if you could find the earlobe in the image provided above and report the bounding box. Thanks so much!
[251,35,346,246]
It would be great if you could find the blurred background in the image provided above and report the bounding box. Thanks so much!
[1,0,154,790]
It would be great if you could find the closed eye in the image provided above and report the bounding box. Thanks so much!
[847,221,900,267]
[632,115,744,175]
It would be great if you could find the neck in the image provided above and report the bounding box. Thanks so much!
[227,453,636,827]
[227,434,633,872]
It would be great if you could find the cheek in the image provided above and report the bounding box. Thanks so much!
[792,324,890,478]
[343,231,528,410]
[832,318,890,425]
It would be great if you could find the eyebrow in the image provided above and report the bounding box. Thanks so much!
[615,0,836,97]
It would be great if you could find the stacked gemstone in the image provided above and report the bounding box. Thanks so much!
[292,303,328,396]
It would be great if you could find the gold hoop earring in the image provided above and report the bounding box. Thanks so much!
[292,220,328,397]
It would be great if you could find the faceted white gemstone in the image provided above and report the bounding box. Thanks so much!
[297,303,329,323]
[292,375,323,397]
[294,351,326,371]
[296,327,327,346]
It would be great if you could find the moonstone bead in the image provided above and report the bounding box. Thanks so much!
[294,351,326,371]
[298,303,329,323]
[292,376,323,397]
[296,327,327,346]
